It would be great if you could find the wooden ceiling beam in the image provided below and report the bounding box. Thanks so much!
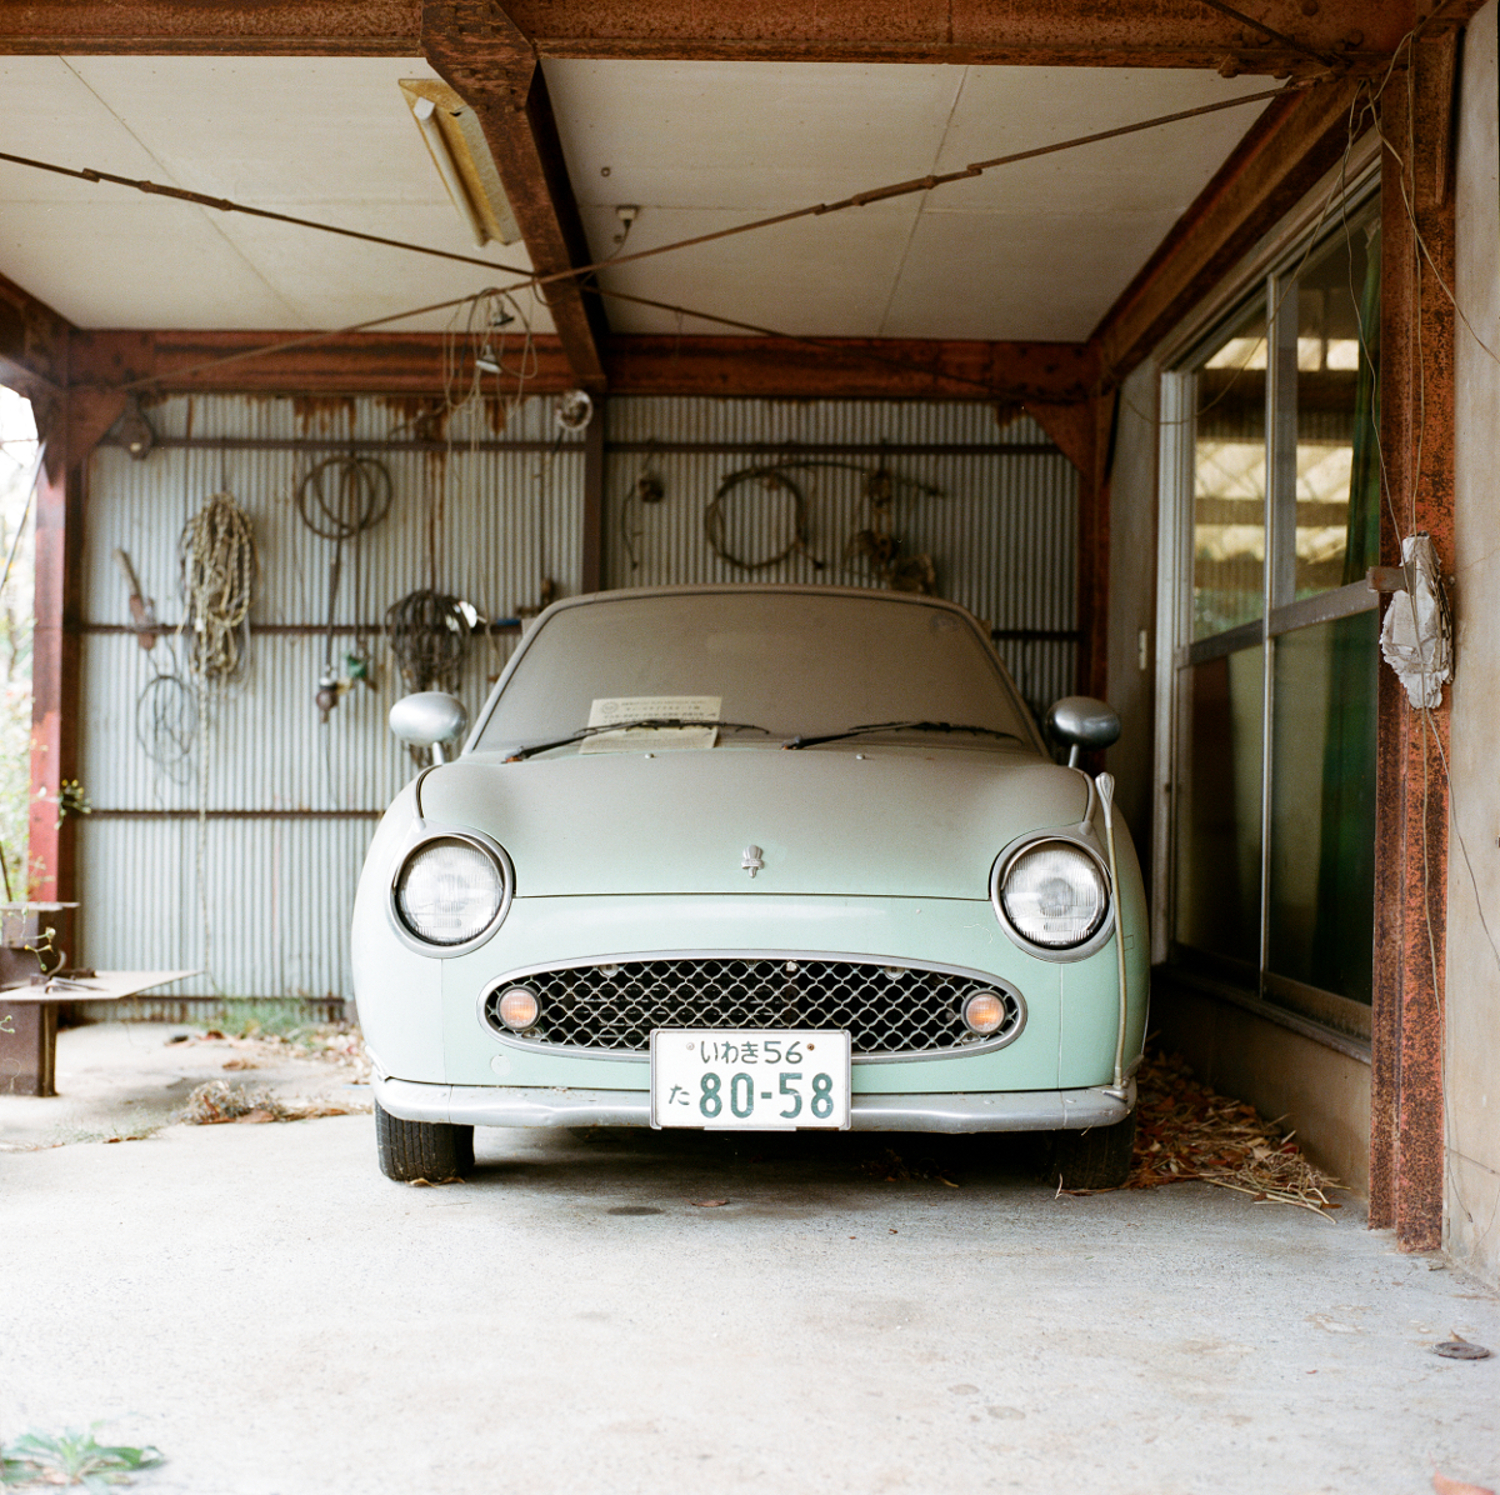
[66,329,1097,403]
[421,1,608,391]
[0,0,1416,71]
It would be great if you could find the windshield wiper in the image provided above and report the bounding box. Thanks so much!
[783,720,1023,751]
[504,718,770,763]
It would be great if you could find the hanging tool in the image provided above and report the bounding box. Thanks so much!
[296,455,392,721]
[113,548,159,650]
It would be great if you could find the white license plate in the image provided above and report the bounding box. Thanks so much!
[650,1029,852,1130]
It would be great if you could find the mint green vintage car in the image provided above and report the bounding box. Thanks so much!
[353,585,1147,1185]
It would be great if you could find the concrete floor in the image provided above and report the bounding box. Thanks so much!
[2,1026,1497,1495]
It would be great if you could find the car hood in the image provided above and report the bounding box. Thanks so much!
[418,746,1091,900]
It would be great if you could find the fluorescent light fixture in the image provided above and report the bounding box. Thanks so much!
[401,79,521,247]
[413,96,486,247]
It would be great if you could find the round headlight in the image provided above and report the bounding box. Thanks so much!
[394,837,506,947]
[999,840,1108,950]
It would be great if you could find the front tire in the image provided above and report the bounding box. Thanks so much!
[374,1098,475,1182]
[1044,1110,1136,1190]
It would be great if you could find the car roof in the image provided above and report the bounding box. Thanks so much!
[535,582,989,626]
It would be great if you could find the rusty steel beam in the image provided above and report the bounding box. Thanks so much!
[1026,396,1112,701]
[604,335,1099,402]
[68,329,1099,403]
[0,270,71,406]
[1092,75,1364,384]
[581,392,605,591]
[502,0,1398,70]
[1368,33,1457,1256]
[0,0,422,55]
[421,2,608,390]
[0,0,1409,70]
[68,328,577,396]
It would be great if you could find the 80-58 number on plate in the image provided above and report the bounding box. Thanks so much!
[650,1029,851,1130]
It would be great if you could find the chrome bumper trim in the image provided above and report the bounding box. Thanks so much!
[373,1076,1135,1134]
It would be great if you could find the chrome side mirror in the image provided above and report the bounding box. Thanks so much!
[389,692,469,765]
[1045,696,1121,768]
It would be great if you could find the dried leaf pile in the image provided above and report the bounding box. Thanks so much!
[172,1024,371,1083]
[1123,1051,1346,1217]
[174,1079,369,1127]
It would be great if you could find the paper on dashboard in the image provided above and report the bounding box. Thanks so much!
[579,695,722,753]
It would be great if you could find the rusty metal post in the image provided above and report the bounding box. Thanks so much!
[1025,395,1110,701]
[28,410,83,909]
[1368,34,1459,1252]
[582,391,606,593]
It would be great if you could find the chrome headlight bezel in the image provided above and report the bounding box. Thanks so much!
[989,831,1115,963]
[387,828,515,957]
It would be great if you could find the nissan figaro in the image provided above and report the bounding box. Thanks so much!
[352,585,1147,1185]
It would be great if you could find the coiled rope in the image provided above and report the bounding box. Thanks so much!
[386,588,471,694]
[179,492,257,679]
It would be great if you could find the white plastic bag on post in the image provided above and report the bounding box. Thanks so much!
[1379,532,1453,708]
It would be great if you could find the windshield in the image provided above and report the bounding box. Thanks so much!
[473,591,1036,754]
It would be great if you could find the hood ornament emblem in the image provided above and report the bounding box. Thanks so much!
[741,844,764,878]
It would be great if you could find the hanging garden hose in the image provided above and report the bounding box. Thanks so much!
[705,459,943,576]
[386,588,471,695]
[705,464,824,572]
[179,492,257,680]
[295,455,393,541]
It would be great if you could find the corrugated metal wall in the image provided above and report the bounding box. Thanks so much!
[75,393,1076,1002]
[604,398,1077,710]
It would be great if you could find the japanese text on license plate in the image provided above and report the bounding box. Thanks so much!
[650,1029,851,1130]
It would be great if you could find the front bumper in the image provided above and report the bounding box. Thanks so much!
[373,1074,1135,1134]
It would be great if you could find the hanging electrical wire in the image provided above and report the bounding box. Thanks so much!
[705,465,824,572]
[386,589,472,695]
[135,667,198,783]
[295,453,393,541]
[179,492,257,680]
[295,455,393,720]
[706,459,942,576]
[620,460,666,571]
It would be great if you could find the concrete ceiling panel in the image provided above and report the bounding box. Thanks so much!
[926,66,1276,212]
[546,59,965,211]
[877,206,1186,342]
[546,56,1276,342]
[0,53,1277,344]
[0,55,548,332]
[0,201,302,328]
[580,205,922,337]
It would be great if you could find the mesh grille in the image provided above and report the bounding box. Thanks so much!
[482,957,1023,1056]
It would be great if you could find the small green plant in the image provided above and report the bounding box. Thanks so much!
[224,997,315,1042]
[22,924,60,976]
[0,1426,163,1490]
[55,779,92,823]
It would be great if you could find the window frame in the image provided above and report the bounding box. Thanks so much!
[1152,150,1381,1045]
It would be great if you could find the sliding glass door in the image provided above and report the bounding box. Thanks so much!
[1158,191,1380,1040]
